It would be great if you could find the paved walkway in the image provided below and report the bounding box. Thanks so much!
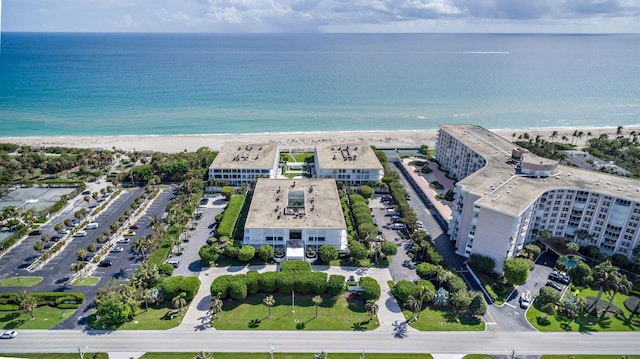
[401,157,453,221]
[176,265,409,333]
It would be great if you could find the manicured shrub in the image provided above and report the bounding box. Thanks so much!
[538,286,561,305]
[503,258,530,285]
[327,274,345,296]
[392,280,418,302]
[228,277,248,300]
[258,271,278,293]
[277,272,296,293]
[162,276,201,301]
[245,270,260,295]
[238,244,256,262]
[416,262,439,279]
[360,277,381,301]
[294,272,312,294]
[380,241,397,256]
[310,272,328,294]
[319,245,339,264]
[280,260,312,272]
[158,263,174,277]
[217,195,245,238]
[210,275,233,299]
[199,245,219,267]
[348,240,368,260]
[258,245,275,262]
[224,243,240,259]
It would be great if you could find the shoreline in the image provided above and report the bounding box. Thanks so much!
[1,126,638,153]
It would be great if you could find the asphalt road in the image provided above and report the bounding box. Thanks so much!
[1,329,639,356]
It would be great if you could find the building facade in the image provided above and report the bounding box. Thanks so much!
[208,143,279,186]
[437,124,640,272]
[243,178,348,259]
[314,143,384,185]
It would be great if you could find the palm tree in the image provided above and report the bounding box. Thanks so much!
[417,284,434,309]
[194,352,214,359]
[550,130,558,142]
[617,125,624,135]
[209,294,223,320]
[133,237,150,260]
[406,295,422,322]
[263,295,275,318]
[592,261,620,315]
[16,291,37,320]
[148,215,165,237]
[312,295,323,318]
[603,275,632,317]
[172,292,187,311]
[365,300,379,320]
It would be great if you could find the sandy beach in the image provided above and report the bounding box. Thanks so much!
[1,126,637,153]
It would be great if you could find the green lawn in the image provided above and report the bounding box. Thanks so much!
[527,286,640,332]
[403,306,485,331]
[141,353,432,359]
[212,292,378,331]
[71,276,100,286]
[0,306,78,329]
[0,276,43,287]
[0,354,108,359]
[280,152,313,163]
[104,304,186,330]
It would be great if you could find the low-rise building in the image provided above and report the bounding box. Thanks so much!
[314,143,383,185]
[208,142,279,186]
[243,178,348,260]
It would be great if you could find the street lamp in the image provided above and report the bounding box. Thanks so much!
[15,272,19,283]
[78,346,88,359]
[292,290,295,313]
[269,344,275,359]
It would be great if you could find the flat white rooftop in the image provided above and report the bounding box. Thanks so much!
[441,124,640,216]
[245,178,346,229]
[210,142,278,169]
[315,143,383,170]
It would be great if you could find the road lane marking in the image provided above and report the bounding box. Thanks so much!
[504,302,516,308]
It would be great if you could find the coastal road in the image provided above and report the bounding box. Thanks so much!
[1,330,639,356]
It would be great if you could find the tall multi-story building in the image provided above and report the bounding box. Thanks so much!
[437,124,640,272]
[208,143,280,186]
[243,178,348,260]
[314,143,384,185]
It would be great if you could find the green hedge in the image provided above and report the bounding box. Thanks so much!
[280,260,312,272]
[0,292,84,308]
[359,277,381,301]
[217,194,245,238]
[162,276,201,301]
[0,304,19,311]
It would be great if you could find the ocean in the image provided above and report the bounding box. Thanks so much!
[0,33,639,137]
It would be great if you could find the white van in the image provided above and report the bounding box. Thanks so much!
[84,222,99,230]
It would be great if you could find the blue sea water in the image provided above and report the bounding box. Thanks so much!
[0,33,639,137]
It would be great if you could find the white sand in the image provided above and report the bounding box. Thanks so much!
[1,126,637,153]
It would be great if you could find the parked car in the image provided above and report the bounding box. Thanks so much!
[0,330,18,339]
[347,275,356,282]
[166,259,180,268]
[549,271,571,284]
[51,235,62,242]
[546,281,563,291]
[71,219,80,226]
[123,230,136,237]
[84,222,99,230]
[99,259,113,267]
[59,229,70,235]
[117,238,130,244]
[129,224,140,230]
[111,246,124,253]
[84,254,94,261]
[519,291,532,309]
[81,190,91,195]
[28,230,42,236]
[73,230,88,237]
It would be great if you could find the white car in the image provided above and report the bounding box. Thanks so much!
[116,238,130,244]
[111,246,125,253]
[0,330,17,339]
[73,230,88,237]
[59,229,70,235]
[519,291,532,309]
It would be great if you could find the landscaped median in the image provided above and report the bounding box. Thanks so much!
[0,291,84,329]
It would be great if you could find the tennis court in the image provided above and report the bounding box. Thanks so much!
[0,186,77,212]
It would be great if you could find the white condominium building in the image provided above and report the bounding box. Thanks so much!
[208,142,280,186]
[243,178,348,260]
[437,124,640,272]
[314,143,384,185]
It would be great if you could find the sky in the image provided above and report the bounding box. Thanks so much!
[2,0,640,33]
